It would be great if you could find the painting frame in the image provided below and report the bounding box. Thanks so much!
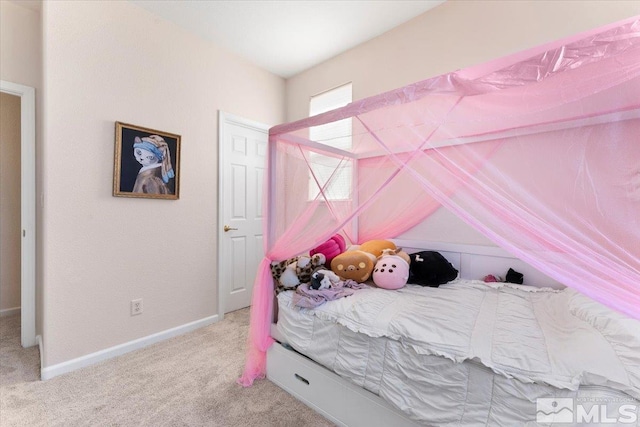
[113,121,181,200]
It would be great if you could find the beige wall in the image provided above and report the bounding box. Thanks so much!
[0,0,42,333]
[0,1,41,89]
[287,0,640,121]
[0,92,21,311]
[41,1,284,367]
[286,0,640,245]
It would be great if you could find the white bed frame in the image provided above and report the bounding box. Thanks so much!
[267,240,563,427]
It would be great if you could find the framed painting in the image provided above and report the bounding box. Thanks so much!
[113,122,181,200]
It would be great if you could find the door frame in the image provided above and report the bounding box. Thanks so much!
[217,111,269,318]
[0,80,37,348]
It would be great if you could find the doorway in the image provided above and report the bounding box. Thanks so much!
[1,93,21,318]
[0,80,36,348]
[217,112,269,315]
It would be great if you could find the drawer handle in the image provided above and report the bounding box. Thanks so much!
[294,373,310,385]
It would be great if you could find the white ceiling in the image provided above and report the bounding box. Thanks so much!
[130,0,445,78]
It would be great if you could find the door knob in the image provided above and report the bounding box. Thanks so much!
[224,225,238,232]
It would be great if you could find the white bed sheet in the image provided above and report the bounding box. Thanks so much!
[276,280,640,426]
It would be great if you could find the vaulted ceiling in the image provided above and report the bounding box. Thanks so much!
[130,1,445,78]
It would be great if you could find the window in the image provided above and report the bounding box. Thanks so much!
[308,83,352,201]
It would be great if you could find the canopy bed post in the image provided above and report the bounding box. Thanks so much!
[266,136,277,250]
[351,157,359,244]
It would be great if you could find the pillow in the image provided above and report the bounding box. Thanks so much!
[358,239,397,260]
[310,234,346,265]
[408,251,458,287]
[372,254,410,290]
[330,251,374,283]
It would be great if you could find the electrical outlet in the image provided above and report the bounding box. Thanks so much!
[131,299,143,316]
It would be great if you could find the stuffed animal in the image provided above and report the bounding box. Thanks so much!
[310,268,341,290]
[505,268,524,284]
[278,262,301,289]
[408,251,458,287]
[483,274,502,283]
[296,253,326,284]
[270,253,326,290]
[331,251,374,283]
[310,234,346,266]
[372,254,410,290]
[380,247,411,264]
[483,269,524,284]
[270,256,299,285]
[358,239,397,261]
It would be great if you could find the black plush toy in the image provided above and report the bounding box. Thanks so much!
[505,268,524,284]
[310,271,326,290]
[309,268,340,290]
[408,251,459,287]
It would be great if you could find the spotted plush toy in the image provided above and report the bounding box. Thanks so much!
[270,257,298,284]
[270,253,326,293]
[298,254,326,283]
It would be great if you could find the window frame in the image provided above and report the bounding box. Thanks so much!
[308,83,353,201]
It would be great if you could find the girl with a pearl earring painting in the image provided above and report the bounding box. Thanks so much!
[132,135,175,194]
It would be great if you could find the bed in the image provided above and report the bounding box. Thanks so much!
[267,241,640,426]
[239,15,640,427]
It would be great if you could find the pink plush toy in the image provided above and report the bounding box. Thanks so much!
[372,255,410,290]
[310,234,346,266]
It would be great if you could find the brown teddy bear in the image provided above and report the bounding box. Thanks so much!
[330,251,374,283]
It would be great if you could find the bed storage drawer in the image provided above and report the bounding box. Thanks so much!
[267,342,348,424]
[267,342,420,427]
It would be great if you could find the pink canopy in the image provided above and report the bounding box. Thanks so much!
[239,16,640,386]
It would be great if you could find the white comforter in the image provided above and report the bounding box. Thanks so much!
[277,280,640,426]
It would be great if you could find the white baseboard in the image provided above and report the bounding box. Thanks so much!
[0,307,21,317]
[41,314,219,380]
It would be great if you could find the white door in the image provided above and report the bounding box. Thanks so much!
[218,112,268,314]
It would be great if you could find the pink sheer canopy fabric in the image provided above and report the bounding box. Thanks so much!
[239,17,640,386]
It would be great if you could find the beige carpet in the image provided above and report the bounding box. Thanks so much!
[0,309,335,426]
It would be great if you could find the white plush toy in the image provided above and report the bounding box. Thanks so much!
[279,261,301,289]
[278,253,327,289]
[310,268,341,290]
